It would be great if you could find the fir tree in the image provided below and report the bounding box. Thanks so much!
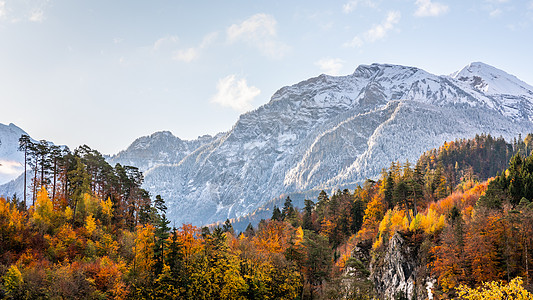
[271,205,282,221]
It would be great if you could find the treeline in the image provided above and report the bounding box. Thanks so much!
[16,135,149,230]
[1,133,533,299]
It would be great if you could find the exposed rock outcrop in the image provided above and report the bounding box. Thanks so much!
[370,232,432,300]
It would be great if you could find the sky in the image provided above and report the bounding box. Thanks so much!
[1,0,533,155]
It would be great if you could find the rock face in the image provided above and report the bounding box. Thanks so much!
[371,232,430,300]
[107,62,533,226]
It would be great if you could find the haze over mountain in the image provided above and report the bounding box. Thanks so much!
[0,123,30,184]
[2,62,533,226]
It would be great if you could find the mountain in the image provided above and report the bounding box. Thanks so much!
[111,131,218,173]
[108,62,533,226]
[0,123,29,185]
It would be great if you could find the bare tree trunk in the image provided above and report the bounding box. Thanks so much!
[23,149,27,209]
[52,159,57,201]
[32,168,37,207]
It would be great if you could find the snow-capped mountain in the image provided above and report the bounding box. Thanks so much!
[0,123,29,184]
[111,131,218,173]
[108,62,533,226]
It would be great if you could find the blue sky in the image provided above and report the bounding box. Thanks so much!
[1,0,533,154]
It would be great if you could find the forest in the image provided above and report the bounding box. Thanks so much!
[1,133,533,299]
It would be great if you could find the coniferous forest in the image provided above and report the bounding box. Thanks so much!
[1,134,533,299]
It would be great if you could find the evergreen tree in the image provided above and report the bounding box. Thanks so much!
[18,134,33,209]
[49,145,62,201]
[350,198,365,234]
[153,195,171,276]
[68,156,91,224]
[271,205,282,221]
[222,218,234,234]
[384,171,395,208]
[302,199,315,231]
[244,222,255,237]
[281,196,295,221]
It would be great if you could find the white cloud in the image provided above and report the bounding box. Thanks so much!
[414,0,449,17]
[211,75,261,112]
[200,32,218,48]
[29,8,43,22]
[227,13,289,59]
[172,32,218,62]
[315,58,345,75]
[343,36,364,48]
[365,11,401,42]
[489,8,502,17]
[0,0,50,23]
[0,1,6,20]
[153,35,178,50]
[0,160,23,175]
[173,47,199,62]
[342,0,376,13]
[344,11,400,48]
[0,160,23,184]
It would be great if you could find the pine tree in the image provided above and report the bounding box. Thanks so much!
[281,196,295,221]
[244,222,255,237]
[384,171,395,208]
[153,195,170,276]
[68,156,91,224]
[271,205,282,221]
[223,218,234,234]
[18,134,33,209]
[302,199,315,231]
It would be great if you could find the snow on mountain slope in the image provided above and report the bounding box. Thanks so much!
[108,62,533,226]
[451,62,533,97]
[0,123,29,184]
[110,131,217,173]
[451,62,533,122]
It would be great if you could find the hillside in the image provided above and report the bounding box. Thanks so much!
[1,135,532,299]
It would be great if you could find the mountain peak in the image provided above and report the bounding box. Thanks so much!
[150,130,176,139]
[451,62,533,96]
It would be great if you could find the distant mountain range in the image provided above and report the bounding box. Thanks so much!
[2,62,533,227]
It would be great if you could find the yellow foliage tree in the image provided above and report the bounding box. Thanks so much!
[85,214,97,236]
[2,265,23,298]
[100,197,113,224]
[32,187,55,233]
[133,224,155,279]
[374,208,408,249]
[45,223,80,262]
[456,277,532,300]
[410,209,445,234]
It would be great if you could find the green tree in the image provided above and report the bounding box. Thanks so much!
[18,134,33,209]
[271,206,282,221]
[282,196,295,222]
[68,156,91,224]
[153,195,171,276]
[302,199,315,231]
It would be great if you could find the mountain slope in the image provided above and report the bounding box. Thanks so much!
[109,62,533,226]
